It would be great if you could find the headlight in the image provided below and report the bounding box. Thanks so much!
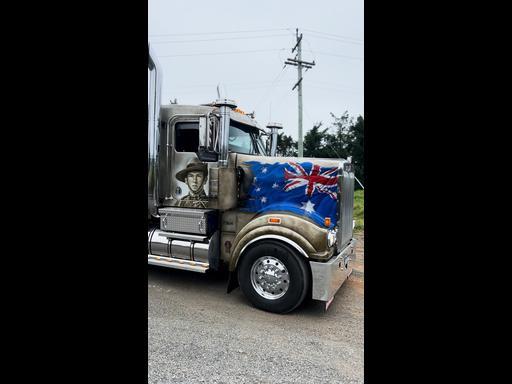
[327,230,337,248]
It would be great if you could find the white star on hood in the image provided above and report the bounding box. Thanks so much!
[301,200,315,214]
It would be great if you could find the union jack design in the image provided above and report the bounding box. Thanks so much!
[284,162,338,199]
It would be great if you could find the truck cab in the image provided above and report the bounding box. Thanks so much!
[148,45,355,313]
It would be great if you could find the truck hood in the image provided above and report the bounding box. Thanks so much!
[236,154,349,229]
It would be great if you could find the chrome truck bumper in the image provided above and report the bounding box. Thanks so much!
[309,238,356,306]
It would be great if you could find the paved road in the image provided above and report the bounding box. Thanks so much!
[148,234,364,384]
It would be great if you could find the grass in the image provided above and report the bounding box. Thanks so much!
[353,189,364,232]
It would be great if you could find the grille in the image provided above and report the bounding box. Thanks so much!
[337,164,355,249]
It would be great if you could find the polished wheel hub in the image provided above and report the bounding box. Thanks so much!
[250,256,290,300]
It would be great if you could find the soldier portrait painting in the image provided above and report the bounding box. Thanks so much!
[175,158,209,208]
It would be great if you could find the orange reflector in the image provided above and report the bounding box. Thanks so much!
[324,217,331,227]
[268,217,281,224]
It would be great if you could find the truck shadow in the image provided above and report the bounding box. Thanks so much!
[148,265,329,316]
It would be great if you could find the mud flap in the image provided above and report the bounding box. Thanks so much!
[208,231,220,271]
[226,270,239,293]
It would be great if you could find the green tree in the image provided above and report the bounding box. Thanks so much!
[346,116,364,186]
[303,122,332,158]
[323,111,351,158]
[300,112,364,188]
[276,132,297,157]
[328,112,364,189]
[272,113,364,189]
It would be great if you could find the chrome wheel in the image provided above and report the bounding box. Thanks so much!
[250,256,290,300]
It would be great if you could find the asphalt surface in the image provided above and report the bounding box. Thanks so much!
[148,234,364,384]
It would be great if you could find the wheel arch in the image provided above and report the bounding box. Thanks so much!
[229,228,314,272]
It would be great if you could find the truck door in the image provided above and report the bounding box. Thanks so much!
[170,117,210,208]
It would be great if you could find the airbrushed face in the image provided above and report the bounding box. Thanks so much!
[186,171,205,193]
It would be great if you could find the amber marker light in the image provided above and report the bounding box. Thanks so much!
[324,217,331,227]
[268,217,282,224]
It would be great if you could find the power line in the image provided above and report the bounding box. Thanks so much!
[173,83,291,92]
[307,34,364,45]
[172,79,291,89]
[169,83,291,95]
[158,48,287,57]
[226,83,291,92]
[306,80,362,91]
[305,84,363,94]
[253,67,288,111]
[315,51,364,60]
[149,28,363,42]
[267,84,295,118]
[149,28,290,37]
[150,34,290,44]
[302,37,317,63]
[302,29,363,42]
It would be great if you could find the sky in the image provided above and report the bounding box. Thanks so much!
[148,0,364,141]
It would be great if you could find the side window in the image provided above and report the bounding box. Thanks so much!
[175,122,199,152]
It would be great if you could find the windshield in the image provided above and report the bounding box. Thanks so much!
[228,121,267,155]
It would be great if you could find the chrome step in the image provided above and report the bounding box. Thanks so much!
[147,254,209,273]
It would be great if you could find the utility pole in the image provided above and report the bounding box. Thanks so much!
[284,28,315,157]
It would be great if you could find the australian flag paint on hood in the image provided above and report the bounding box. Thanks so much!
[241,161,339,229]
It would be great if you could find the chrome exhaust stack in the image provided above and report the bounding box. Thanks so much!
[148,43,163,218]
[214,99,237,167]
[267,122,283,157]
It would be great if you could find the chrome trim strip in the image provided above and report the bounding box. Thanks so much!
[157,232,207,242]
[240,234,309,259]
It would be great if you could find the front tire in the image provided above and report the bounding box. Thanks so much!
[237,240,310,314]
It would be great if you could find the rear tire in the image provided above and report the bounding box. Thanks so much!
[237,240,310,314]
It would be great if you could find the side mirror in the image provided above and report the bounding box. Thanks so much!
[198,115,220,162]
[198,147,219,162]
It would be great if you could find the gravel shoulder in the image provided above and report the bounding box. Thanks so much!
[148,233,364,384]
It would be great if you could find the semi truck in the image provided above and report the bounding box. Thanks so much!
[147,44,356,313]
